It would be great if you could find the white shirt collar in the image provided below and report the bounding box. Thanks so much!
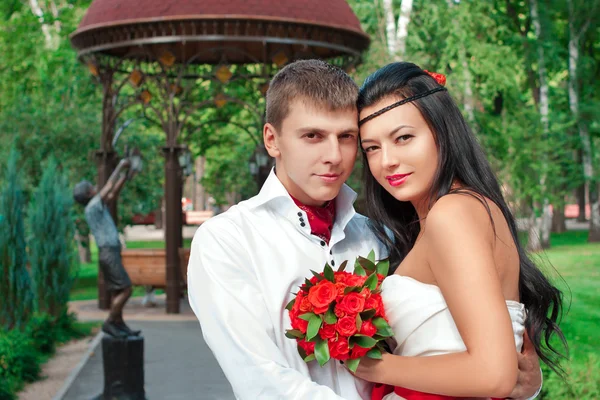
[245,169,357,236]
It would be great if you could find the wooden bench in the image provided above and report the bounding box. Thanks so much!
[121,248,190,287]
[184,210,214,225]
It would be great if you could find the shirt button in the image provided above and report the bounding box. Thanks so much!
[299,217,304,222]
[331,260,336,266]
[297,212,302,217]
[300,222,306,227]
[329,250,332,255]
[320,240,326,246]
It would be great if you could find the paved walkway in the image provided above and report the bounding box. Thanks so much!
[61,298,234,400]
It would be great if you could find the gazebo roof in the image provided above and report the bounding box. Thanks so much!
[71,0,370,64]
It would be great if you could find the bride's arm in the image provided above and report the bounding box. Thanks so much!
[354,194,519,398]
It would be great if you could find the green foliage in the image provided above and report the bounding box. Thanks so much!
[0,330,41,385]
[28,158,78,318]
[0,149,33,330]
[0,311,95,400]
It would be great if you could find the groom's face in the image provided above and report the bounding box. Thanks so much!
[264,99,358,206]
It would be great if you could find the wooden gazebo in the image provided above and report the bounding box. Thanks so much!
[71,0,370,313]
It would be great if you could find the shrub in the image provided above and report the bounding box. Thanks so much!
[0,148,33,330]
[0,330,41,385]
[28,158,77,318]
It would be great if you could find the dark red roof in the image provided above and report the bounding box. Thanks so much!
[78,0,365,36]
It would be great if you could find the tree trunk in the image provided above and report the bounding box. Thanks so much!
[193,156,206,211]
[382,0,397,57]
[527,209,542,252]
[395,0,414,60]
[28,0,55,48]
[382,0,413,61]
[590,183,600,241]
[75,231,91,263]
[530,0,551,249]
[576,181,587,222]
[552,204,567,233]
[567,0,599,240]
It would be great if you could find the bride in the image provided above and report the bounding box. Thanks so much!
[352,62,567,399]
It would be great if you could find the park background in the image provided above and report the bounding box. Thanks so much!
[0,0,598,399]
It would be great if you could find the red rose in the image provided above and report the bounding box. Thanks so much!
[345,274,367,287]
[334,282,347,298]
[336,315,358,337]
[308,280,337,310]
[359,320,378,337]
[337,292,366,315]
[299,295,313,313]
[319,323,337,340]
[298,339,315,355]
[334,304,346,318]
[290,311,308,333]
[313,304,330,315]
[350,345,370,359]
[377,274,385,286]
[360,287,371,298]
[328,337,350,360]
[365,295,385,318]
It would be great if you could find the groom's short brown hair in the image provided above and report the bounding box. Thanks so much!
[266,59,358,132]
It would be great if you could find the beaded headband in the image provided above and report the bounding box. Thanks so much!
[358,70,447,127]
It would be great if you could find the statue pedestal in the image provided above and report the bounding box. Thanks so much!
[93,335,146,400]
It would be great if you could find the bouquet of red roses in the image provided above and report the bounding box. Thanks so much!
[285,251,393,372]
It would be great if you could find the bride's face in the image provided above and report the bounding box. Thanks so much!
[359,97,439,205]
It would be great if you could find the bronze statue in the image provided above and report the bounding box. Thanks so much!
[74,148,142,338]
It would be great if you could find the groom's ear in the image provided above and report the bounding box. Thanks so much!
[263,123,280,158]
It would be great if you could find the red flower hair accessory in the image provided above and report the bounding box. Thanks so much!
[424,70,446,86]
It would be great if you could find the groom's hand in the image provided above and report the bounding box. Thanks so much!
[508,331,541,399]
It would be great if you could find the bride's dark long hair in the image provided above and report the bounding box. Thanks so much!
[357,62,567,375]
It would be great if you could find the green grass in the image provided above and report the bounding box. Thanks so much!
[532,230,600,398]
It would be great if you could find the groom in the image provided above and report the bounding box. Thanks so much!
[187,60,541,399]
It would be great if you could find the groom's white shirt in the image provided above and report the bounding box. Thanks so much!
[188,170,387,399]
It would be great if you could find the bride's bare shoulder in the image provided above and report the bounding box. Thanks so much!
[424,192,496,239]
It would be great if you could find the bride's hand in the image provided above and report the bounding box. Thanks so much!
[349,353,392,385]
[507,331,542,399]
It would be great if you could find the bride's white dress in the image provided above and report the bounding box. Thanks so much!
[379,274,526,400]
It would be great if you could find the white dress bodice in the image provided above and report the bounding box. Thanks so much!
[379,274,526,400]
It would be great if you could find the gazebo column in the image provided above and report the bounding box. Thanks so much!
[95,74,118,310]
[163,146,184,314]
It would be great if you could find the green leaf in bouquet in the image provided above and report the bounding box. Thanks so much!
[364,272,378,291]
[310,270,325,281]
[358,256,376,272]
[360,309,376,320]
[354,264,367,276]
[314,337,331,367]
[324,308,337,325]
[299,312,317,321]
[323,264,335,282]
[355,313,363,331]
[285,298,296,311]
[376,259,390,277]
[304,278,314,289]
[337,260,348,273]
[344,286,362,295]
[371,289,381,295]
[350,334,378,348]
[367,347,383,359]
[306,314,323,341]
[297,344,308,359]
[285,329,306,339]
[304,354,316,362]
[345,357,361,373]
[367,250,376,263]
[373,317,394,337]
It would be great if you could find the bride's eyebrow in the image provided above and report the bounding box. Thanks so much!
[360,124,415,144]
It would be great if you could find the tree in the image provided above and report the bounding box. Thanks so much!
[0,149,33,330]
[567,0,600,241]
[28,158,78,318]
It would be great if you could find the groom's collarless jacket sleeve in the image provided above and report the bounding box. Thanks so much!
[187,217,345,399]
